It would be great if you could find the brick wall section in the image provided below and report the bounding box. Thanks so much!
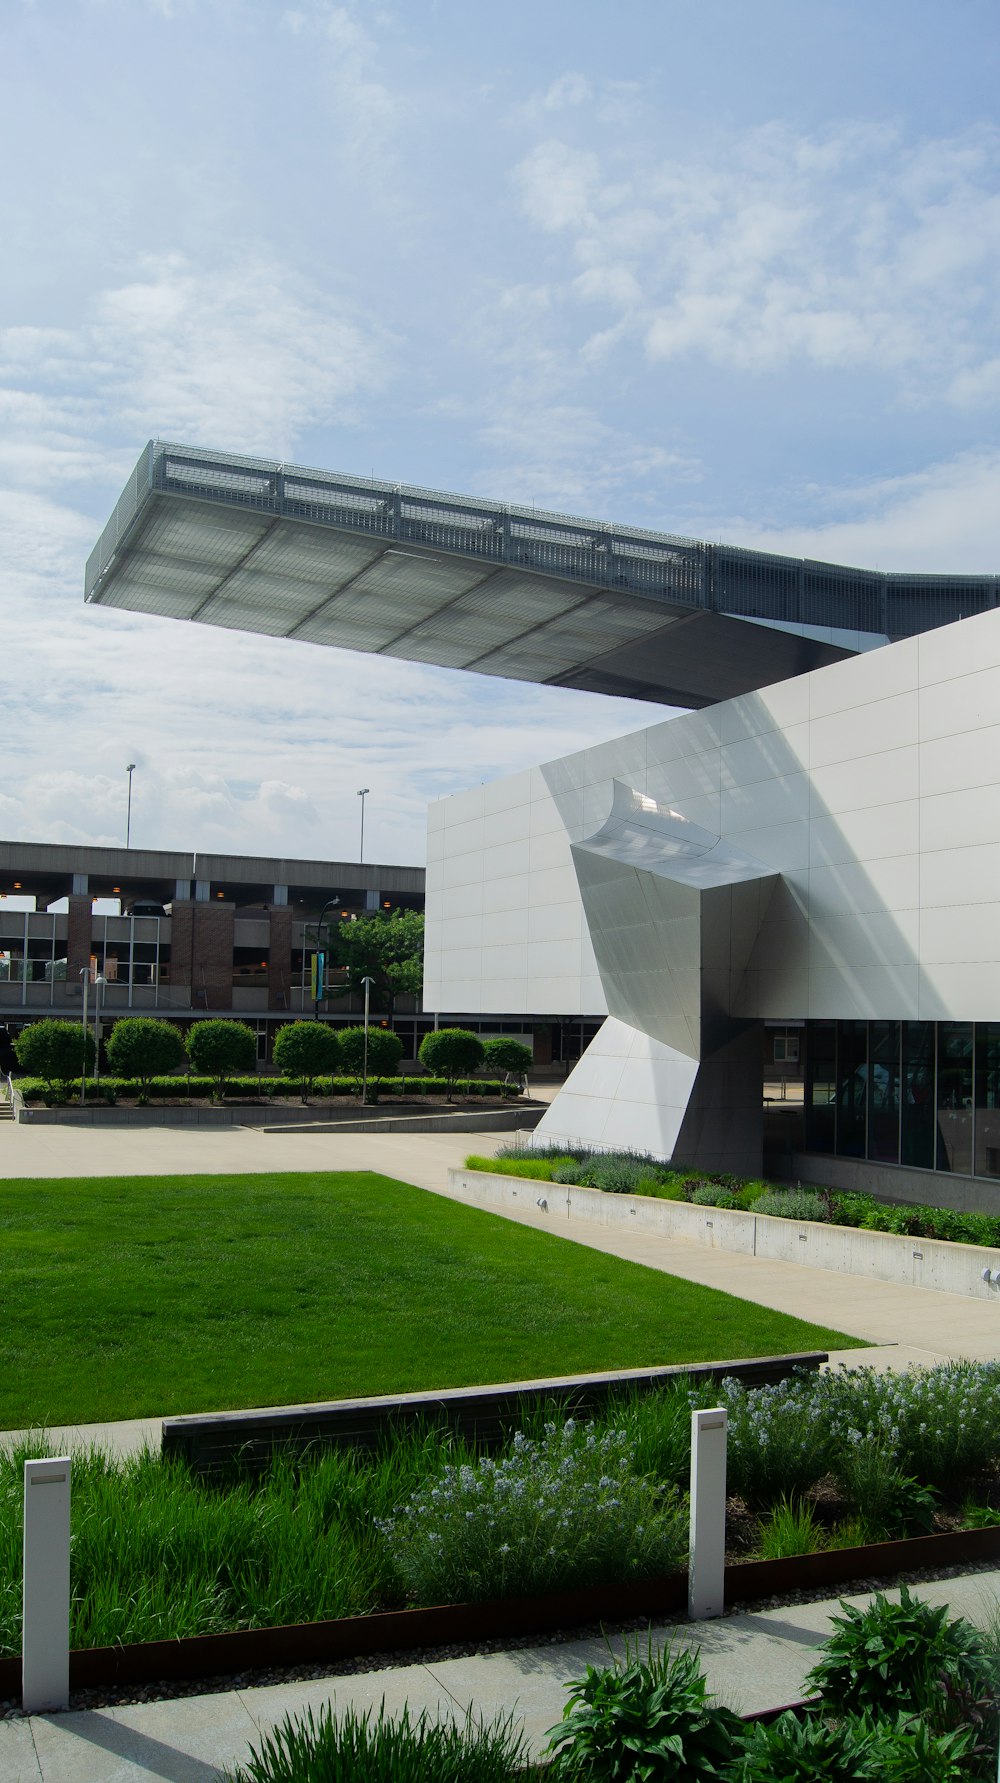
[169,903,194,1003]
[191,903,235,1010]
[66,895,94,984]
[267,906,292,1010]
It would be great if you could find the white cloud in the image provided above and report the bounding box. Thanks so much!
[0,252,391,473]
[712,450,1000,573]
[508,119,1000,398]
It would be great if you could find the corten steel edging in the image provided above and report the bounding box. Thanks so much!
[4,1524,999,1699]
[160,1353,828,1474]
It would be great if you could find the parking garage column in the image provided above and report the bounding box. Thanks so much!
[268,893,292,1011]
[66,878,93,989]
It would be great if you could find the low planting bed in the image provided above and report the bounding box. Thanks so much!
[4,1361,1000,1695]
[468,1142,1000,1248]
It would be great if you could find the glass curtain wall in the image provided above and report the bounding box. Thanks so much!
[802,1018,1000,1180]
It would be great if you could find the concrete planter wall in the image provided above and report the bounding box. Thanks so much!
[449,1168,1000,1301]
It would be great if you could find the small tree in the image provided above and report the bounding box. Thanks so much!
[483,1037,533,1084]
[272,1021,340,1102]
[186,1019,257,1099]
[418,1028,485,1099]
[106,1017,185,1098]
[338,1024,403,1101]
[330,909,424,1015]
[14,1019,94,1094]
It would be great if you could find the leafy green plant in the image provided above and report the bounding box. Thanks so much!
[463,1152,560,1180]
[223,1700,526,1783]
[381,1419,686,1605]
[328,908,424,1016]
[271,1021,340,1100]
[186,1019,257,1098]
[14,1018,94,1090]
[756,1495,827,1558]
[418,1027,485,1095]
[547,1641,741,1781]
[710,1375,833,1504]
[750,1187,828,1221]
[807,1585,994,1727]
[105,1017,185,1094]
[732,1707,881,1780]
[689,1183,739,1209]
[833,1445,937,1538]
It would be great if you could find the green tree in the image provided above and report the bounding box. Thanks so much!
[106,1017,185,1095]
[418,1027,485,1098]
[186,1019,256,1099]
[272,1021,340,1101]
[14,1019,94,1092]
[329,910,424,1015]
[338,1024,403,1101]
[483,1037,533,1081]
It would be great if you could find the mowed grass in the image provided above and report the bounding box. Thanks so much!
[0,1172,861,1426]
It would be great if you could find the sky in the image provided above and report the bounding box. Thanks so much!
[2,0,1000,870]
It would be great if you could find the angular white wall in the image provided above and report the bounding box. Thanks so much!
[427,603,1000,1029]
[425,605,1000,1162]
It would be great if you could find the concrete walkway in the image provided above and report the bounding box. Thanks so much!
[4,1570,1000,1780]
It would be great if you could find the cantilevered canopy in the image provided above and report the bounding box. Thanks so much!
[86,443,1000,708]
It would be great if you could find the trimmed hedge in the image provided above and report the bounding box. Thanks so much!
[18,1075,519,1104]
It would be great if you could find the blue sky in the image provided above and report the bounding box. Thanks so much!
[2,0,999,866]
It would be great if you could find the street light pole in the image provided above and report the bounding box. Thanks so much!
[357,788,369,864]
[361,974,374,1105]
[79,969,89,1106]
[125,764,136,848]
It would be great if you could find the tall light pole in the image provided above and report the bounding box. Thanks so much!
[125,764,136,848]
[361,974,375,1105]
[79,969,90,1106]
[357,788,369,864]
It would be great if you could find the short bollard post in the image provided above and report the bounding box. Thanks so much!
[688,1407,727,1621]
[22,1458,71,1713]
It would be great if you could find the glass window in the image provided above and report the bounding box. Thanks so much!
[835,1021,868,1157]
[975,1023,1000,1180]
[900,1021,935,1170]
[804,1022,836,1153]
[937,1022,973,1174]
[867,1021,900,1162]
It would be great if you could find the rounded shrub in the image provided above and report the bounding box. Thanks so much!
[106,1017,185,1094]
[338,1025,404,1100]
[185,1020,257,1097]
[418,1028,485,1094]
[14,1018,94,1090]
[271,1021,340,1100]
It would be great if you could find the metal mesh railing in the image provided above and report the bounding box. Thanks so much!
[85,440,1000,639]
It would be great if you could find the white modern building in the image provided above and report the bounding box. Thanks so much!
[89,442,1000,1195]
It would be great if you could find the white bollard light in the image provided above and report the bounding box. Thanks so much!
[688,1407,727,1621]
[22,1457,71,1713]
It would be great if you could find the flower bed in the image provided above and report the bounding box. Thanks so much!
[18,1073,519,1107]
[4,1362,1000,1688]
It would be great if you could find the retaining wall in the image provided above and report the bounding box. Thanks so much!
[449,1168,1000,1301]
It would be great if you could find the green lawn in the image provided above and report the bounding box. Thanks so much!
[0,1171,862,1425]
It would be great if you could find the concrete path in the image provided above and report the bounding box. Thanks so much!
[3,1570,999,1780]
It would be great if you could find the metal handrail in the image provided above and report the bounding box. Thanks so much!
[85,440,1000,641]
